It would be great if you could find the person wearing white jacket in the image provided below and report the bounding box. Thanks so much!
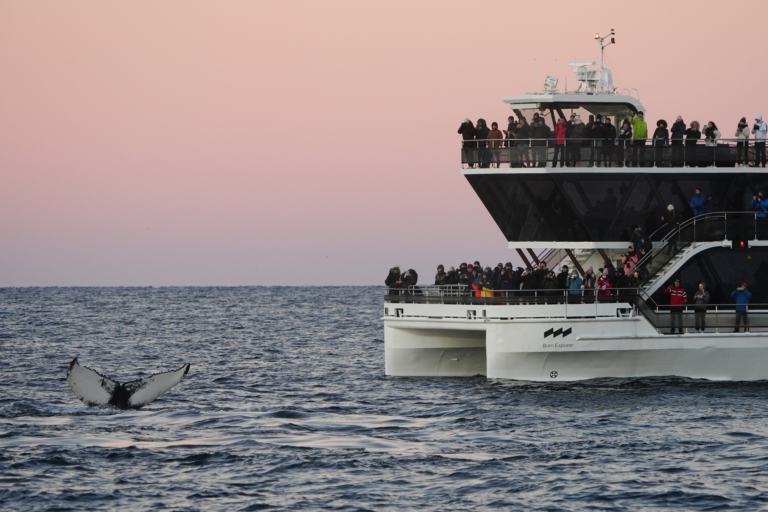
[752,115,767,167]
[735,117,750,167]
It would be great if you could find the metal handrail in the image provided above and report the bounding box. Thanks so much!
[633,211,762,286]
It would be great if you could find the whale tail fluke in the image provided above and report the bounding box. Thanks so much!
[66,358,190,410]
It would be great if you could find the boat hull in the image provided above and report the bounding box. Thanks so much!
[385,315,768,382]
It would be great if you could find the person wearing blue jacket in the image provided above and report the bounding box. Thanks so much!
[751,191,767,218]
[566,269,583,303]
[732,283,752,332]
[690,189,707,216]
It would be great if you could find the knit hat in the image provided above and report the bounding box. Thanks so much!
[464,118,470,123]
[699,283,705,288]
[676,115,683,121]
[668,204,675,211]
[742,282,748,288]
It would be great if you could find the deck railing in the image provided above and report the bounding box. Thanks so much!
[384,286,768,333]
[461,138,767,169]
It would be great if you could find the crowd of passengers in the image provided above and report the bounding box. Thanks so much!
[459,113,768,168]
[385,260,643,304]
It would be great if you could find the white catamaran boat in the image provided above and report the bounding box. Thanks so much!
[384,31,768,381]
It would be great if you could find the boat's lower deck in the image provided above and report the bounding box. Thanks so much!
[384,301,768,381]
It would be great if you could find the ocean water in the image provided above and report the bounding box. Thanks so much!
[2,287,768,511]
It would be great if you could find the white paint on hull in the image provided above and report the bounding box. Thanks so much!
[384,305,768,382]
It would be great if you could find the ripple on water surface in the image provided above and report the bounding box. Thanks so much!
[2,286,768,511]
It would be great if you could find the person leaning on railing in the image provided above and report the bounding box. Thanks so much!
[732,283,752,333]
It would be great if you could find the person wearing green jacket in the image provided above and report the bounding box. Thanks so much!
[566,269,583,304]
[630,111,648,167]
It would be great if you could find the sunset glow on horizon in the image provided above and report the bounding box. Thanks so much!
[2,1,766,286]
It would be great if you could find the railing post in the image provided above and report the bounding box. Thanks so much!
[715,305,718,333]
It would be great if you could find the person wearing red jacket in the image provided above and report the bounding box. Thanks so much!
[553,118,567,168]
[597,272,613,302]
[664,279,688,334]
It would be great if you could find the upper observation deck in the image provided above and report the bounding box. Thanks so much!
[460,141,768,249]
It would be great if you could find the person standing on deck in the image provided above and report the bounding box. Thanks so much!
[751,191,767,218]
[752,115,767,167]
[693,283,710,333]
[732,283,752,332]
[434,265,448,286]
[487,122,504,168]
[630,111,648,167]
[602,117,617,167]
[553,118,567,167]
[652,120,669,168]
[665,279,687,334]
[458,119,477,168]
[690,189,707,216]
[684,120,702,166]
[617,119,632,167]
[735,118,750,167]
[670,115,686,167]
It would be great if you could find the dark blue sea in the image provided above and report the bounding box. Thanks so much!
[2,287,768,511]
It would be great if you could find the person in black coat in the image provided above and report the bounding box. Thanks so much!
[652,120,669,168]
[670,115,686,167]
[557,265,570,289]
[402,269,418,288]
[515,118,531,167]
[570,116,588,166]
[385,267,402,288]
[588,115,604,167]
[617,120,632,167]
[684,120,701,166]
[476,119,490,168]
[458,119,477,168]
[529,118,550,168]
[602,117,617,167]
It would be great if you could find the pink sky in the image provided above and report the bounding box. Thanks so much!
[1,1,767,286]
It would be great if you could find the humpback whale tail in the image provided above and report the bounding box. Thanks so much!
[67,358,190,410]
